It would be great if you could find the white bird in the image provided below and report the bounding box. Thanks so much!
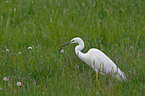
[60,37,127,81]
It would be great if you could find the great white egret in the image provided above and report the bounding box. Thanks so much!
[60,37,127,81]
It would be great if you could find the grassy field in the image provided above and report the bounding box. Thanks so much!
[0,0,145,95]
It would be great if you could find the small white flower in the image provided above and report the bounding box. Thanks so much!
[28,47,32,50]
[1,16,3,20]
[6,49,9,52]
[4,77,9,81]
[0,87,2,90]
[14,8,16,12]
[60,49,64,53]
[17,82,22,86]
[18,52,22,54]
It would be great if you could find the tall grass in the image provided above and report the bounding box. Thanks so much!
[0,0,145,95]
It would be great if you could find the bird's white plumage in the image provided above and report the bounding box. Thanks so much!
[64,37,127,81]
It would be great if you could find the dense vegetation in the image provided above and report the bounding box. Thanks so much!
[0,0,144,95]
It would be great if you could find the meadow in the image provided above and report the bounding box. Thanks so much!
[0,0,145,95]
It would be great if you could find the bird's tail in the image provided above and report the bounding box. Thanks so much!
[117,70,128,81]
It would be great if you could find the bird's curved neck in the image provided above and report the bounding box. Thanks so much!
[75,41,84,56]
[75,41,89,64]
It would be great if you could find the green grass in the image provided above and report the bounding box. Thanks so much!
[0,0,145,95]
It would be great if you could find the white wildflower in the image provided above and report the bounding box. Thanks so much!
[4,77,9,81]
[28,47,32,50]
[17,82,22,86]
[0,87,2,90]
[6,49,9,52]
[1,16,3,20]
[14,8,16,13]
[60,49,64,53]
[18,52,22,54]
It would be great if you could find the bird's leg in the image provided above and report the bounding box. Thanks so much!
[96,73,98,80]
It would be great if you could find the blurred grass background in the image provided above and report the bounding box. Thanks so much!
[0,0,145,95]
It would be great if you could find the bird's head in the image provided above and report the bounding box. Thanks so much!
[59,37,84,53]
[70,37,83,44]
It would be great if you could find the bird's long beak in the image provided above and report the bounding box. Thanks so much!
[61,42,71,48]
[59,42,71,53]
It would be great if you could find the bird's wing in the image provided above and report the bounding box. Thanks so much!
[88,48,119,73]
